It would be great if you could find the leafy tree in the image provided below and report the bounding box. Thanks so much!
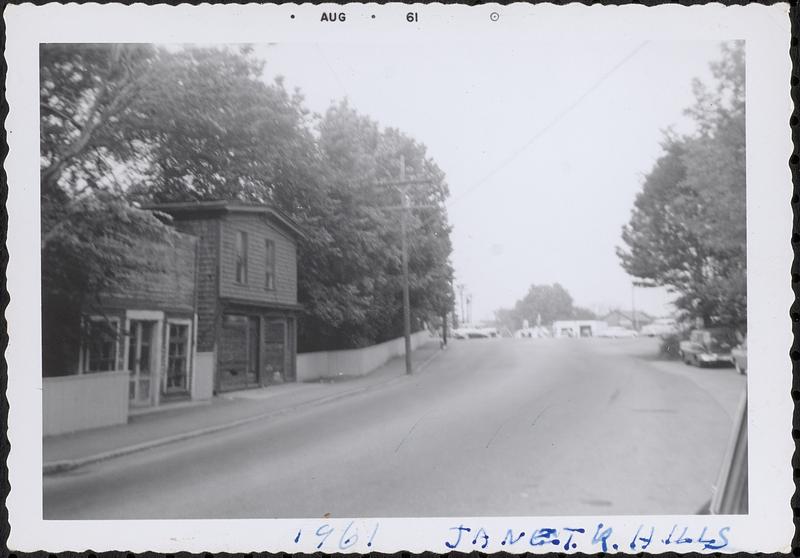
[617,42,746,328]
[40,44,160,195]
[298,100,454,350]
[130,53,454,351]
[572,306,598,320]
[40,44,178,375]
[495,283,590,330]
[131,48,321,207]
[42,44,455,359]
[41,191,178,375]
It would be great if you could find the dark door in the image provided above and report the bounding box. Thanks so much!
[247,316,260,386]
[263,319,286,384]
[219,314,260,391]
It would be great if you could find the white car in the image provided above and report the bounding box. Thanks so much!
[597,326,638,338]
[453,326,495,339]
[641,318,678,337]
[452,327,470,339]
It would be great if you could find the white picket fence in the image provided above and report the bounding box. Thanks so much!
[43,370,129,436]
[297,331,433,381]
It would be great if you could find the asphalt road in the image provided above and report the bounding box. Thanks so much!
[44,337,746,519]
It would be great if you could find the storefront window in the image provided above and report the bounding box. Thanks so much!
[167,323,190,390]
[84,318,119,373]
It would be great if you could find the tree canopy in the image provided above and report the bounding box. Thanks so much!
[617,42,746,328]
[495,283,596,331]
[297,100,453,349]
[40,43,455,367]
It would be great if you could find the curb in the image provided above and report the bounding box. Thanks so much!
[43,346,445,476]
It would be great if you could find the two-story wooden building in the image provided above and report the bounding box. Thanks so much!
[150,201,305,393]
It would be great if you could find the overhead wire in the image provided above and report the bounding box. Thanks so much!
[449,41,650,207]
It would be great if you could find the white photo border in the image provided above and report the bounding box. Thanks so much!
[4,2,794,554]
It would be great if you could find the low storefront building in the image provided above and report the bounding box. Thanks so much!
[75,232,202,409]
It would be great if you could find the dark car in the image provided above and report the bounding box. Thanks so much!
[678,327,737,367]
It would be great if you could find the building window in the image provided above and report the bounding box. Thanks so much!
[235,230,248,284]
[265,238,276,290]
[84,318,119,373]
[166,322,190,392]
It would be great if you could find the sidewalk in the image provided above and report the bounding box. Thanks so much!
[44,342,443,474]
[643,355,746,421]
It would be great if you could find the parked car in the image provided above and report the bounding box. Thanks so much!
[731,335,747,375]
[679,327,737,367]
[453,326,496,339]
[467,328,493,339]
[597,326,638,338]
[516,327,550,339]
[640,318,678,337]
[452,327,470,339]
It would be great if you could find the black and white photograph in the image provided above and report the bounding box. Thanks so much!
[4,2,793,554]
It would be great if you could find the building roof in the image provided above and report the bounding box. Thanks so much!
[145,200,307,241]
[602,309,653,322]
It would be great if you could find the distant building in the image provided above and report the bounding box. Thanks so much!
[602,309,653,331]
[552,320,607,338]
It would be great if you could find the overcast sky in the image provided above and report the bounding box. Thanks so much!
[252,41,725,322]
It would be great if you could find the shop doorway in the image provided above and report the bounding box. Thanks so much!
[164,321,191,396]
[263,319,286,383]
[219,314,261,391]
[127,319,156,406]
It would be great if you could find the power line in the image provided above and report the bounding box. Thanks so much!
[449,41,650,207]
[315,43,350,100]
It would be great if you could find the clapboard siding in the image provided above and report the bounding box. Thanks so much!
[219,214,297,305]
[100,233,197,314]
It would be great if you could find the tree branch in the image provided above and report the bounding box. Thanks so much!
[40,103,84,132]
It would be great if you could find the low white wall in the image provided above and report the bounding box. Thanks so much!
[297,331,432,382]
[43,370,129,436]
[192,352,215,400]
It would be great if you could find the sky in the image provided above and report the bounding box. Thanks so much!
[251,40,724,322]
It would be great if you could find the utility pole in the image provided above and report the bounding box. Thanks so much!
[399,156,412,375]
[631,282,638,331]
[458,283,465,325]
[372,155,438,375]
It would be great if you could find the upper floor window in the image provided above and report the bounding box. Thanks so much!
[265,239,276,290]
[235,230,248,284]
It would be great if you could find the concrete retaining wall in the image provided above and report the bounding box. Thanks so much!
[43,370,129,436]
[297,331,432,382]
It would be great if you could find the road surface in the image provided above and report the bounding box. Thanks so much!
[44,337,746,518]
